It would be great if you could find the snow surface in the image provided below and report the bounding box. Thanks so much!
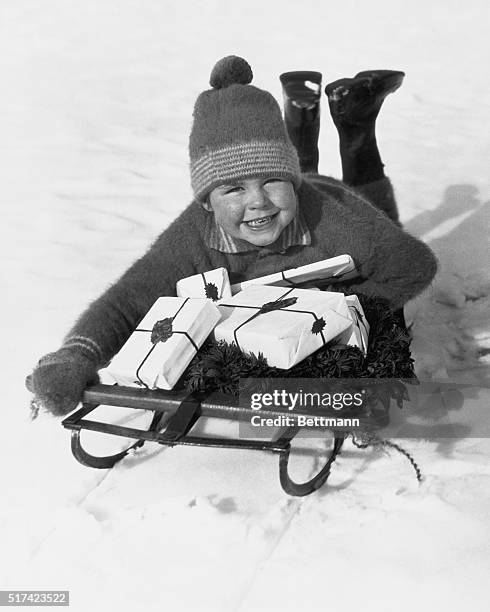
[1,1,490,610]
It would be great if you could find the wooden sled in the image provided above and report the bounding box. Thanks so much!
[62,384,345,497]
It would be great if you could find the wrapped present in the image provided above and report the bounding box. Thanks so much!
[333,295,370,355]
[176,267,232,303]
[230,254,356,294]
[102,297,221,390]
[215,286,352,369]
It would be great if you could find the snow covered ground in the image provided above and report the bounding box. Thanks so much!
[1,1,489,610]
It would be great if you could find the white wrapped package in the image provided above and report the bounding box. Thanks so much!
[333,295,370,355]
[176,267,232,303]
[230,254,356,294]
[102,297,221,390]
[215,286,352,369]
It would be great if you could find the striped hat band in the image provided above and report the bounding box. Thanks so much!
[191,140,301,201]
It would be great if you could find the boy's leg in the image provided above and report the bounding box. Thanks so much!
[280,71,322,174]
[325,70,405,223]
[325,71,408,328]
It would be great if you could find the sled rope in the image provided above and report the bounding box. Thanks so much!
[350,432,422,482]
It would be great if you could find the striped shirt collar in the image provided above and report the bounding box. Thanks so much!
[203,210,311,254]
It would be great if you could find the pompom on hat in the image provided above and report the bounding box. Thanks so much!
[189,56,301,201]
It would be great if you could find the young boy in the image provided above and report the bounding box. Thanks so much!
[27,56,437,416]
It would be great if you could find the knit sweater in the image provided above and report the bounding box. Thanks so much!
[64,175,437,365]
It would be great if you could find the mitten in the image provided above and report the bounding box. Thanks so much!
[26,348,100,416]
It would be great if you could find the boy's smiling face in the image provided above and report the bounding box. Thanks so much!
[205,177,297,247]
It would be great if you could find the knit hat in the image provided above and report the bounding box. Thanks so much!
[189,56,301,201]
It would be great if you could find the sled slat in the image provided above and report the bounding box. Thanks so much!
[78,384,354,423]
[66,418,164,442]
[82,384,197,411]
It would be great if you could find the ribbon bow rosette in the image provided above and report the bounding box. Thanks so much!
[215,286,353,370]
[104,297,221,390]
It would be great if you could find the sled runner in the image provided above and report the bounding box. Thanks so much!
[62,383,345,497]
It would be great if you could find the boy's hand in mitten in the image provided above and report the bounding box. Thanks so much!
[26,348,99,416]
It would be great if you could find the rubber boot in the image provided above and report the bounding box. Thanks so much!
[280,70,322,173]
[324,69,405,226]
[325,70,405,128]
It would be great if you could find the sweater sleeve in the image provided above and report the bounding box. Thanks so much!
[62,205,204,365]
[346,208,438,310]
[304,175,438,309]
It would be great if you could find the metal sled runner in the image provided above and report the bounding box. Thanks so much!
[62,384,345,497]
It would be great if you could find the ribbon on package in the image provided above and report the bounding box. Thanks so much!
[133,298,198,388]
[279,270,301,287]
[348,305,369,355]
[219,288,330,351]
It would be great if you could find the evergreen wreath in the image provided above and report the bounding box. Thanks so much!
[179,294,415,395]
